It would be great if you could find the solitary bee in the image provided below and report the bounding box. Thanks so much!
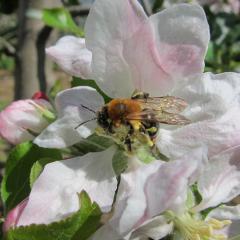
[96,91,190,150]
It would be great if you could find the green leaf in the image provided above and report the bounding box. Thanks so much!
[1,142,62,213]
[73,134,114,156]
[205,41,214,63]
[112,148,128,176]
[5,191,102,240]
[42,8,83,36]
[29,158,57,188]
[71,77,112,103]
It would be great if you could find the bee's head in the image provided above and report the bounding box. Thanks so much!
[97,106,110,129]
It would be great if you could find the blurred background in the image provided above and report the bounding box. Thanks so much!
[0,0,239,217]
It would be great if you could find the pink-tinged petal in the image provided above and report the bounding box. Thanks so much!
[46,36,92,79]
[207,205,240,238]
[17,147,117,226]
[34,86,104,148]
[145,158,198,218]
[130,216,173,240]
[92,161,164,240]
[150,4,210,74]
[123,4,209,96]
[93,156,198,239]
[85,0,147,98]
[193,147,240,212]
[123,22,171,96]
[0,99,52,144]
[3,198,29,232]
[112,161,163,236]
[157,72,240,160]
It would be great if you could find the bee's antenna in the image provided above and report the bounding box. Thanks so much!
[74,117,97,129]
[80,104,96,114]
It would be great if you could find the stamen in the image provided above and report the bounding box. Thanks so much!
[168,212,231,240]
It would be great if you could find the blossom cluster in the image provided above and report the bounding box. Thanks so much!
[1,0,240,239]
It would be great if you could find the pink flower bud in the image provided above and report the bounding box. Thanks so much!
[0,98,54,145]
[3,198,29,233]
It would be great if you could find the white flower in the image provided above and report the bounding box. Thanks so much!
[6,0,240,237]
[126,146,240,240]
[36,0,240,168]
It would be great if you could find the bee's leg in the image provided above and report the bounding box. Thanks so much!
[107,121,115,134]
[123,124,133,152]
[124,135,132,152]
[139,123,147,134]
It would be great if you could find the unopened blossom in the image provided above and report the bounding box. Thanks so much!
[3,198,29,232]
[0,92,55,145]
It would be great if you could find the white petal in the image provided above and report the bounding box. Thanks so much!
[123,4,209,96]
[17,147,117,226]
[46,36,92,79]
[85,0,147,98]
[193,147,240,212]
[90,224,125,240]
[130,216,173,240]
[34,86,104,148]
[157,72,240,160]
[207,205,240,238]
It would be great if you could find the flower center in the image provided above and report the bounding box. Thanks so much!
[166,211,231,240]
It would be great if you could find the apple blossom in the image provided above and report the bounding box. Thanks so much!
[0,93,55,145]
[90,147,240,240]
[4,0,240,239]
[35,0,240,166]
[4,147,200,237]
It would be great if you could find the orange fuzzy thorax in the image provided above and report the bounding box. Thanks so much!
[107,99,141,122]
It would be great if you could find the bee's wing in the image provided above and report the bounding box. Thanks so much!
[136,96,188,113]
[126,109,190,126]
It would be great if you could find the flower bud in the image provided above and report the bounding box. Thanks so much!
[0,94,55,144]
[3,198,29,233]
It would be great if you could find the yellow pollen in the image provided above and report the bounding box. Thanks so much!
[169,212,231,240]
[207,218,232,230]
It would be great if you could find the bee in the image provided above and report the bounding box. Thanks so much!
[96,91,190,150]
